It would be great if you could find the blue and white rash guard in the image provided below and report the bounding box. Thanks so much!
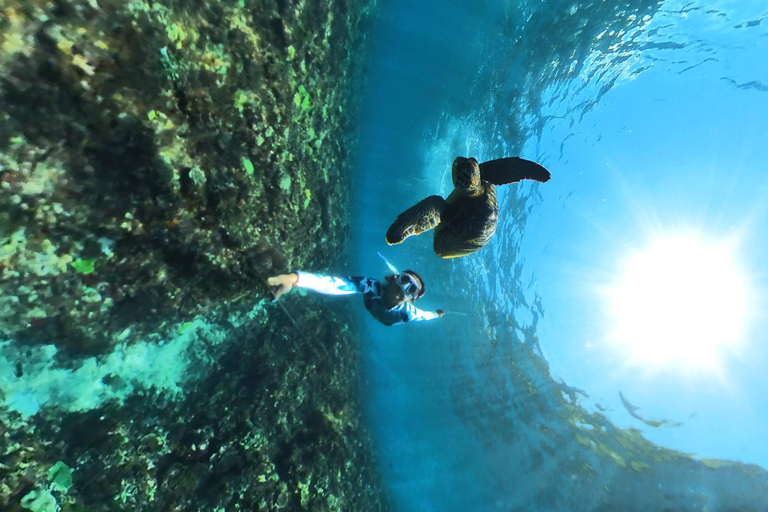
[295,271,440,326]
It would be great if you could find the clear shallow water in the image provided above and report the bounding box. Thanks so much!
[524,0,768,465]
[350,0,768,510]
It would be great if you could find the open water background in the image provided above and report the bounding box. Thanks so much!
[346,0,768,510]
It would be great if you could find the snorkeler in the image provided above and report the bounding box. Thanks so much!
[267,270,444,326]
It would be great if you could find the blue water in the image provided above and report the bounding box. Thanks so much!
[349,0,768,510]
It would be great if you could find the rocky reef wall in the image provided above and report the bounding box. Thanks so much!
[0,0,386,510]
[1,0,368,350]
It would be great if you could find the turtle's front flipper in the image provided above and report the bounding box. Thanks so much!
[479,157,551,185]
[386,195,446,245]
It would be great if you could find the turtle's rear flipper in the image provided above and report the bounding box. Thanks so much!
[386,195,446,245]
[479,157,551,185]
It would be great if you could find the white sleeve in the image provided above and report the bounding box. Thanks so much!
[404,303,440,322]
[295,271,359,296]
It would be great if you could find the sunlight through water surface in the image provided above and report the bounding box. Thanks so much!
[605,234,751,371]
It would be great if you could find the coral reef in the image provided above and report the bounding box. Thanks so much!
[0,0,373,351]
[2,296,388,512]
[1,0,386,510]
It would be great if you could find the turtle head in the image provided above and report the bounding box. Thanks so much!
[452,157,482,195]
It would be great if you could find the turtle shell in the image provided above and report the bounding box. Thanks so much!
[433,182,498,258]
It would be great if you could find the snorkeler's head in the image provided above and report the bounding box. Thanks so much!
[398,270,425,300]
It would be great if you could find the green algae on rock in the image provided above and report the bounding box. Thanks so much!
[1,0,386,510]
[0,0,372,352]
[1,296,390,512]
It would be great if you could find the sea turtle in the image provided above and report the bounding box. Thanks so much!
[385,156,551,259]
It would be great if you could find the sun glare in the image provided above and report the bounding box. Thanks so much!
[606,235,750,370]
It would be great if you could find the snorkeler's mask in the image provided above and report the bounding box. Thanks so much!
[396,273,421,299]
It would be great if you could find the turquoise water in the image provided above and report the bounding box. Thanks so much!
[351,0,768,510]
[2,0,768,510]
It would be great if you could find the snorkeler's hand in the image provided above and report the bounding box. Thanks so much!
[267,273,298,300]
[436,309,445,318]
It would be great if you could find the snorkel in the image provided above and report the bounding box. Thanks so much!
[378,251,400,274]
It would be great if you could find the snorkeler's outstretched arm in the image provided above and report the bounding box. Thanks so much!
[403,304,445,322]
[267,272,362,299]
[386,195,446,245]
[267,273,298,299]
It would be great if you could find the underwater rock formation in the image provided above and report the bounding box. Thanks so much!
[0,0,371,350]
[2,296,389,511]
[1,0,386,510]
